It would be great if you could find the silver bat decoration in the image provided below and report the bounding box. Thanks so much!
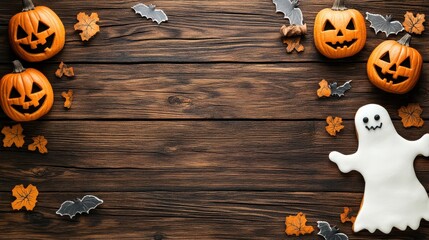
[317,221,349,240]
[273,0,304,26]
[132,3,168,24]
[366,12,404,37]
[330,80,352,97]
[56,195,103,219]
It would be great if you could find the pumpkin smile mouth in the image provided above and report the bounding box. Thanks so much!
[374,65,409,84]
[365,122,382,131]
[11,95,46,115]
[326,38,357,49]
[20,33,55,54]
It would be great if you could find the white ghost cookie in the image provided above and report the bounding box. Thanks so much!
[329,104,429,234]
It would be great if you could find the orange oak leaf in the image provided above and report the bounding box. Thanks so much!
[283,37,304,53]
[326,116,344,136]
[340,207,356,224]
[55,62,75,78]
[403,11,425,34]
[28,135,48,154]
[61,90,74,109]
[11,184,39,211]
[74,12,100,41]
[2,124,25,148]
[285,212,314,236]
[398,103,424,128]
[317,79,331,98]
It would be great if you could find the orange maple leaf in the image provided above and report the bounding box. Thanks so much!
[403,11,425,34]
[326,116,344,136]
[55,62,75,78]
[11,184,39,211]
[28,135,48,154]
[283,37,304,53]
[61,90,74,109]
[2,124,25,148]
[74,12,100,41]
[285,212,314,236]
[398,103,424,128]
[317,79,331,98]
[340,207,356,224]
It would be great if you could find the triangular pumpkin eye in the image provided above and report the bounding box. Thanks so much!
[324,20,336,31]
[380,52,390,62]
[37,21,50,33]
[346,19,355,30]
[31,83,42,94]
[400,56,411,68]
[17,25,28,39]
[9,87,21,99]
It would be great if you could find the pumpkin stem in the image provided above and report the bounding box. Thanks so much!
[12,60,26,73]
[22,0,35,11]
[398,33,412,47]
[332,0,347,10]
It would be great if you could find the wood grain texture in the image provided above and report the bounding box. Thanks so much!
[0,62,428,120]
[0,0,427,63]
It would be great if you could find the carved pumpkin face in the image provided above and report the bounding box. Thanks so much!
[9,1,65,62]
[314,0,366,59]
[367,34,422,94]
[0,61,54,122]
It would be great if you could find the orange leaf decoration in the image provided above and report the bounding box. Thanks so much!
[398,103,424,128]
[2,124,25,148]
[61,90,74,109]
[340,207,356,224]
[28,135,48,154]
[403,12,425,35]
[282,37,304,53]
[285,212,314,236]
[11,184,39,211]
[326,116,344,136]
[317,79,331,98]
[55,62,75,78]
[74,12,100,41]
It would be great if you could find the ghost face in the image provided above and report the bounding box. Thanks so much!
[355,104,395,139]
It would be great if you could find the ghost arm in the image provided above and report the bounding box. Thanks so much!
[329,151,359,173]
[412,134,429,157]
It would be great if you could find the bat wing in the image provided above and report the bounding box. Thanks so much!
[273,0,303,25]
[81,195,104,211]
[330,80,352,97]
[383,20,404,36]
[317,221,333,240]
[332,233,349,240]
[366,12,404,37]
[56,200,83,219]
[132,3,168,24]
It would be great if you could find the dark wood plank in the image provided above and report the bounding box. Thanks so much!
[0,62,428,120]
[2,121,429,192]
[0,191,427,239]
[0,0,427,63]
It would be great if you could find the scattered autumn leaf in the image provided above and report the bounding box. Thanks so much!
[11,184,39,211]
[62,90,74,109]
[283,37,304,53]
[55,62,75,78]
[2,124,25,148]
[317,79,331,98]
[285,212,314,236]
[340,207,356,224]
[403,11,425,34]
[74,12,100,41]
[326,116,344,136]
[280,24,307,37]
[28,135,48,154]
[398,103,424,128]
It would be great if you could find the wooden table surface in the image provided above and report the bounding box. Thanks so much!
[0,0,428,239]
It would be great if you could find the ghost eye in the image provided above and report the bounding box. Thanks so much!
[363,117,369,123]
[374,115,380,121]
[17,25,28,40]
[380,52,390,62]
[31,83,42,94]
[37,21,50,33]
[399,56,411,68]
[346,19,355,30]
[9,86,21,99]
[324,20,336,31]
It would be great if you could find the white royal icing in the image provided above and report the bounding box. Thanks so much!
[329,104,429,234]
